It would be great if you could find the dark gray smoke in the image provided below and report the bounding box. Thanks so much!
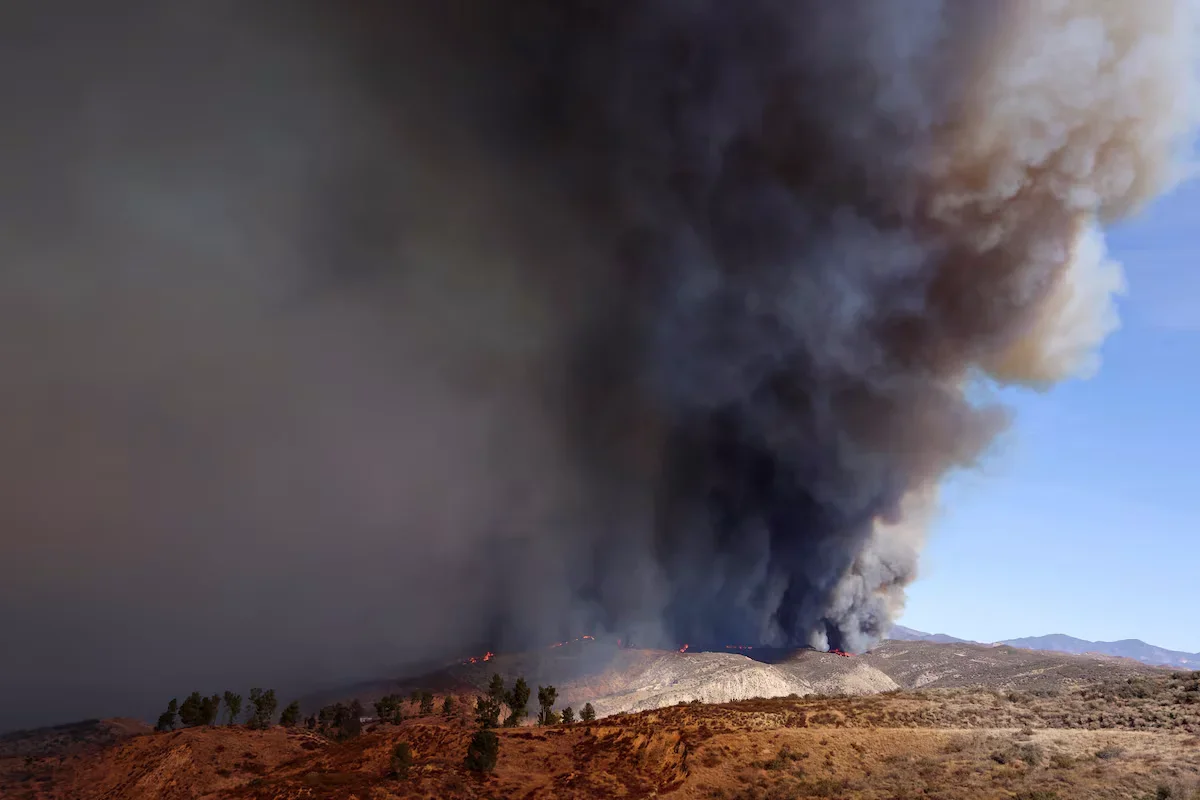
[0,1,1194,730]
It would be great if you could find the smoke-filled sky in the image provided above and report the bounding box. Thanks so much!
[900,180,1200,652]
[1,1,1198,732]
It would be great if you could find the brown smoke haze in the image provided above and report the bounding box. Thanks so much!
[0,1,1196,731]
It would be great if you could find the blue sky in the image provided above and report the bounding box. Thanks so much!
[898,181,1200,653]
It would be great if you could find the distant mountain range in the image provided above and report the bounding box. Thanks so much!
[886,626,1199,668]
[886,625,972,645]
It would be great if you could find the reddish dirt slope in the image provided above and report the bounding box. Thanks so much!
[6,676,1200,800]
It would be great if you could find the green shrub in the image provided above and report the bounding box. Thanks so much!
[464,730,499,774]
[391,742,413,779]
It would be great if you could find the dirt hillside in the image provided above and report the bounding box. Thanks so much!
[5,667,1199,799]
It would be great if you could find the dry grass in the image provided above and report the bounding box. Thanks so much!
[2,679,1199,799]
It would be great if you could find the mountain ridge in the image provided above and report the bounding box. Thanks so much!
[888,626,1200,668]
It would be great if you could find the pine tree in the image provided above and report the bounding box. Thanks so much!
[487,674,505,705]
[536,685,558,725]
[475,696,499,729]
[561,706,575,725]
[222,692,242,726]
[419,691,434,716]
[155,698,178,732]
[580,702,596,723]
[279,701,301,727]
[247,688,278,730]
[504,677,531,727]
[464,730,499,774]
[442,695,456,717]
[374,694,401,723]
[317,701,362,740]
[178,692,204,727]
[391,742,413,779]
[201,695,221,726]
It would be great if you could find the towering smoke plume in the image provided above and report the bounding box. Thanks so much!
[0,1,1195,727]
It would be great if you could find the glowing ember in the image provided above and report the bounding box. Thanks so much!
[549,634,596,649]
[461,650,495,665]
[679,643,689,653]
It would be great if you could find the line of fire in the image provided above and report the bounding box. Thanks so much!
[459,637,853,665]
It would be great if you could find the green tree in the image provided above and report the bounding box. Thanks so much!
[410,690,420,707]
[419,691,434,716]
[391,742,413,779]
[536,685,558,726]
[475,696,499,729]
[247,688,278,730]
[442,695,456,717]
[155,698,178,732]
[488,674,506,706]
[374,694,401,723]
[464,729,499,774]
[201,695,221,726]
[318,701,362,740]
[561,706,575,725]
[178,692,204,727]
[504,678,531,727]
[222,692,242,726]
[580,703,596,723]
[279,701,301,728]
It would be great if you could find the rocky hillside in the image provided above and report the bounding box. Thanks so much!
[5,674,1200,799]
[366,639,1170,720]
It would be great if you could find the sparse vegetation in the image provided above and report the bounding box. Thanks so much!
[279,701,301,728]
[390,741,413,779]
[537,685,558,726]
[475,696,497,729]
[178,692,205,728]
[762,744,806,771]
[464,729,499,774]
[174,692,222,728]
[473,675,506,728]
[505,677,531,726]
[222,692,242,726]
[374,694,402,724]
[317,700,363,740]
[10,683,1200,799]
[155,699,178,732]
[245,688,277,730]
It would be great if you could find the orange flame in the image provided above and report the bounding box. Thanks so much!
[679,643,689,653]
[549,634,596,649]
[461,650,495,665]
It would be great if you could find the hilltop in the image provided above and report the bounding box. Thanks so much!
[313,639,1173,721]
